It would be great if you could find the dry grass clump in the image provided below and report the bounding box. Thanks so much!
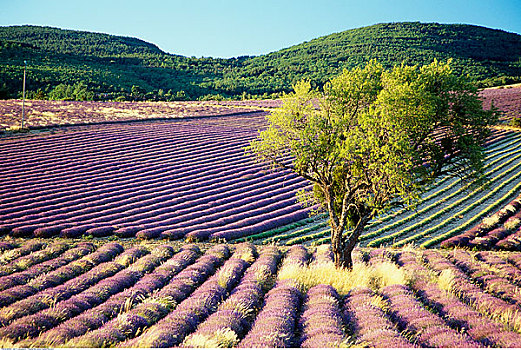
[185,328,239,348]
[277,260,410,295]
[436,269,456,293]
[504,217,521,231]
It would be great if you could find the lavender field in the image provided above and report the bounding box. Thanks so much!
[0,87,520,348]
[0,112,312,241]
[2,107,521,247]
[0,241,519,348]
[480,85,521,123]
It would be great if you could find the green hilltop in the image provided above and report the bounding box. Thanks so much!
[1,22,521,100]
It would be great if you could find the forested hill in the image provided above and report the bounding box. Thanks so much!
[1,22,521,100]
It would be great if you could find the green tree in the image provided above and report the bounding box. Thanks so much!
[247,59,498,269]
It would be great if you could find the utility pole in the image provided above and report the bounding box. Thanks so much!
[21,60,27,129]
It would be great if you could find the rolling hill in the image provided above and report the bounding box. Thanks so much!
[1,22,521,100]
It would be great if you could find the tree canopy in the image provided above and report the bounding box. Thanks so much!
[248,59,499,268]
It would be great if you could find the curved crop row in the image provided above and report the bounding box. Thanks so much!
[397,251,521,347]
[422,250,521,332]
[440,193,521,249]
[0,242,95,293]
[119,245,249,348]
[181,246,281,348]
[22,245,202,348]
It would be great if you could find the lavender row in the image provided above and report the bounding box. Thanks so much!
[236,244,311,348]
[2,182,301,240]
[0,131,255,199]
[2,167,302,240]
[496,224,521,250]
[65,244,229,348]
[70,244,230,347]
[13,173,299,237]
[0,132,254,202]
[181,246,281,348]
[139,179,306,238]
[0,117,257,170]
[4,175,305,241]
[128,183,305,240]
[0,242,126,325]
[507,253,521,270]
[0,242,95,292]
[441,193,521,249]
[0,154,266,222]
[449,250,521,304]
[208,206,311,242]
[184,198,306,241]
[343,287,415,348]
[0,245,159,342]
[0,242,14,254]
[469,224,517,249]
[119,244,251,348]
[397,250,521,347]
[0,125,254,195]
[310,244,335,265]
[0,241,45,265]
[282,244,311,268]
[22,245,201,348]
[298,284,347,347]
[0,242,123,308]
[422,250,521,332]
[0,115,310,241]
[474,251,521,283]
[238,280,301,348]
[70,245,253,348]
[0,241,69,277]
[381,283,482,348]
[0,115,262,160]
[0,130,251,199]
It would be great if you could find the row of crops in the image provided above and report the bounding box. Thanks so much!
[0,240,519,347]
[0,112,312,241]
[239,128,521,248]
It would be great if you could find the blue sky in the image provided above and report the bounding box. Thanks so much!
[1,0,520,58]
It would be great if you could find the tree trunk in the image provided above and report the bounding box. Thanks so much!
[331,213,371,270]
[334,241,354,269]
[332,226,354,270]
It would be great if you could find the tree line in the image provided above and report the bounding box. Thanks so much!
[1,22,521,101]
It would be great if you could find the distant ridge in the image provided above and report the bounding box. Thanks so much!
[1,22,520,100]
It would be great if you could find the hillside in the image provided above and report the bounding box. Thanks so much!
[1,22,521,100]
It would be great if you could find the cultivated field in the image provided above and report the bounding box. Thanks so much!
[0,85,520,348]
[0,86,520,248]
[0,241,520,348]
[0,112,311,241]
[480,84,521,123]
[0,99,270,130]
